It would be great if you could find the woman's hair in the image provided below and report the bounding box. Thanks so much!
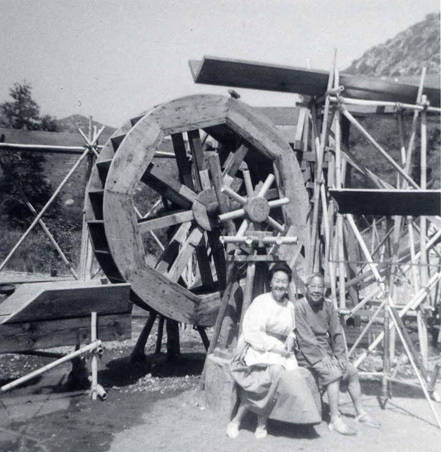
[269,262,292,282]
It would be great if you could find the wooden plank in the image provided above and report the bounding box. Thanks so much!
[189,56,440,107]
[138,209,194,233]
[0,314,131,353]
[330,189,441,216]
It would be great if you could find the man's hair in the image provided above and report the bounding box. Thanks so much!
[269,262,292,282]
[306,272,324,286]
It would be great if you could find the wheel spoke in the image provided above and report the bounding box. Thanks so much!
[167,227,204,281]
[236,219,249,237]
[171,133,194,188]
[257,174,275,197]
[155,222,192,273]
[268,197,290,209]
[188,129,206,191]
[195,235,215,288]
[218,207,246,222]
[242,166,254,197]
[207,230,227,289]
[222,186,247,205]
[141,165,197,208]
[138,209,194,234]
[223,144,249,178]
[266,216,285,233]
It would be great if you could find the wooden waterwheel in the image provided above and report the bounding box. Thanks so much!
[85,94,309,327]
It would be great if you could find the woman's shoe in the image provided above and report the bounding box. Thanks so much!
[226,421,240,439]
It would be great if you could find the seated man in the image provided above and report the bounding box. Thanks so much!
[294,273,379,435]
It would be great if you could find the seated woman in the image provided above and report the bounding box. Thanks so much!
[227,262,321,439]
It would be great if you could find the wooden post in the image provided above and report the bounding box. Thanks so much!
[166,319,180,359]
[90,311,98,400]
[130,311,157,361]
[79,118,98,280]
[155,316,165,354]
[404,67,426,178]
[197,327,210,351]
[239,263,256,334]
[382,293,391,405]
[309,50,336,273]
[419,94,429,369]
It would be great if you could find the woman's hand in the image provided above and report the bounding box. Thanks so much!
[279,349,292,358]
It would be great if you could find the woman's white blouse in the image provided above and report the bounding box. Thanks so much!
[242,292,298,370]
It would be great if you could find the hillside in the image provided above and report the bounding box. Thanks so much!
[345,13,440,78]
[344,12,440,190]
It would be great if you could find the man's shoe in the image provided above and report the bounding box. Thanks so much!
[254,424,267,439]
[356,412,381,428]
[226,421,240,439]
[328,416,357,436]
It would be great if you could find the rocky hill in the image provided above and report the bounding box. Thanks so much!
[345,12,440,78]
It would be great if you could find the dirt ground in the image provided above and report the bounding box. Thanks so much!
[0,314,440,452]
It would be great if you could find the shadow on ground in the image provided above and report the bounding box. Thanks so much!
[98,352,205,388]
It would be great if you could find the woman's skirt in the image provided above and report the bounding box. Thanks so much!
[232,361,321,424]
[270,367,321,424]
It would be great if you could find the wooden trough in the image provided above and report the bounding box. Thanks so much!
[0,280,131,353]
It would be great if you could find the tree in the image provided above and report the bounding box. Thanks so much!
[0,82,58,131]
[0,82,59,227]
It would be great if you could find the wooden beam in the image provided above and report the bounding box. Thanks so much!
[329,189,441,216]
[189,56,440,107]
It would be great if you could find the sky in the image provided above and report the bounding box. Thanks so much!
[0,0,439,127]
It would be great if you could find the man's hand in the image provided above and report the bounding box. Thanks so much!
[320,355,335,370]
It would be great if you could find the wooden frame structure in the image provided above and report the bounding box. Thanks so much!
[191,54,441,426]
